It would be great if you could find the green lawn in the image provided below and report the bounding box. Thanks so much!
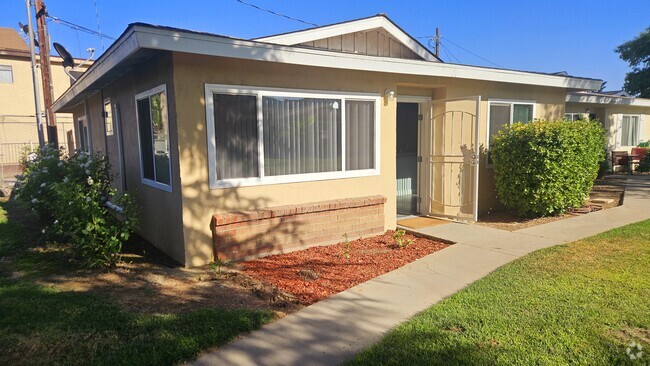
[349,220,650,365]
[0,199,274,366]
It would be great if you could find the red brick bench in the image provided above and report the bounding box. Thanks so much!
[211,195,387,260]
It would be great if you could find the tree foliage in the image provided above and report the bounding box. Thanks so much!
[616,27,650,97]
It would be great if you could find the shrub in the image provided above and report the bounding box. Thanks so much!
[14,145,138,268]
[490,119,606,217]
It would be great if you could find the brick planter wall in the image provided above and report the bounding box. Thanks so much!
[211,195,387,261]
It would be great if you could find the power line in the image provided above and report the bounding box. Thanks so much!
[233,0,319,27]
[47,15,115,40]
[440,42,461,63]
[441,36,504,68]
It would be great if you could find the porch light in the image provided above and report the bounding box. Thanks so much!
[384,89,395,102]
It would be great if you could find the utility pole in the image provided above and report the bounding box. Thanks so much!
[434,27,440,59]
[23,0,45,146]
[34,0,57,145]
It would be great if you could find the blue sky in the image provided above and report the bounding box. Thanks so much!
[2,0,648,90]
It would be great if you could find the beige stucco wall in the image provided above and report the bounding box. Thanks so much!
[172,53,400,267]
[70,52,186,264]
[396,78,566,214]
[172,52,569,266]
[0,55,90,150]
[567,102,650,153]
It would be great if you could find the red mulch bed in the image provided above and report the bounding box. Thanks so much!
[241,230,449,305]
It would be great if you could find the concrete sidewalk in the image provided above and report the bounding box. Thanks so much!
[191,177,650,366]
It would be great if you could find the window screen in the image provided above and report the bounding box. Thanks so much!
[213,94,259,179]
[262,96,341,176]
[0,65,13,83]
[513,104,533,123]
[345,100,375,170]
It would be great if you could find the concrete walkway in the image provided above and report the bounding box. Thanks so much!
[191,177,650,366]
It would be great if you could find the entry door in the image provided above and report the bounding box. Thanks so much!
[396,102,420,214]
[424,96,481,222]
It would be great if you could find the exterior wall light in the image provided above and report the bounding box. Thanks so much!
[384,89,395,102]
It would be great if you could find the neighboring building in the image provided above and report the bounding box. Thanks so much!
[566,91,650,155]
[0,27,91,182]
[53,15,602,267]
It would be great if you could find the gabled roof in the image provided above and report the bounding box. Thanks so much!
[254,14,441,62]
[599,90,631,97]
[0,27,29,52]
[54,19,603,112]
[566,91,650,107]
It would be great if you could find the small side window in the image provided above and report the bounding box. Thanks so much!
[0,65,13,84]
[135,85,171,191]
[104,99,114,136]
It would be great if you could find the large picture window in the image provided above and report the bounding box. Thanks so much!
[486,99,535,165]
[135,85,171,191]
[205,85,380,188]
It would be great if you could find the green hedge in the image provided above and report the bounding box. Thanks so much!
[490,119,606,217]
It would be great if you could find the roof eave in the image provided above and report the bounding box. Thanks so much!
[55,25,602,111]
[566,92,650,107]
[53,28,139,112]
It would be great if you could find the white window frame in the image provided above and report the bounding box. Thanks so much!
[0,65,13,83]
[135,84,172,192]
[205,84,381,189]
[485,99,536,167]
[564,112,583,122]
[617,114,642,148]
[103,98,114,136]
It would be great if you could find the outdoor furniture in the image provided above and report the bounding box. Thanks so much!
[611,151,629,172]
[630,147,650,174]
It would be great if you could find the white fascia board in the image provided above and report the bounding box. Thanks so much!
[55,26,602,111]
[135,27,601,90]
[52,29,139,112]
[255,16,439,62]
[566,93,650,107]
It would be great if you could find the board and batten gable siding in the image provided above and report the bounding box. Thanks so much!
[70,52,187,265]
[299,28,423,60]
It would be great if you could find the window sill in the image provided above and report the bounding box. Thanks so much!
[210,169,380,189]
[141,178,172,192]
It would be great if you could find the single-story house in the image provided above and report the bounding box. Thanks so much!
[53,15,603,267]
[565,91,650,159]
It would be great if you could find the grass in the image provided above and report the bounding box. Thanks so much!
[0,198,275,366]
[348,220,650,365]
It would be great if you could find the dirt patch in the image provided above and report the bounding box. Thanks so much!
[478,180,625,232]
[34,260,303,316]
[241,231,449,305]
[610,326,650,345]
[2,198,302,316]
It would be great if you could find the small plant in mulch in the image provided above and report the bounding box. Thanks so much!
[340,233,352,259]
[393,229,414,249]
[204,258,235,280]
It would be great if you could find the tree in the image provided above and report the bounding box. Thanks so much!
[616,27,650,97]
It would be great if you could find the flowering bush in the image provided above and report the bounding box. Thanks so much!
[14,145,138,268]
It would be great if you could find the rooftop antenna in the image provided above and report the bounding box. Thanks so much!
[52,42,94,81]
